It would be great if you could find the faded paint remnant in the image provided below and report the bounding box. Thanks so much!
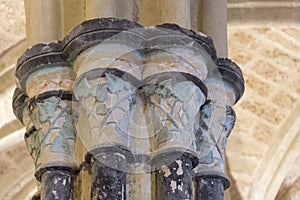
[176,160,183,175]
[178,184,183,191]
[161,165,171,177]
[170,180,177,193]
[52,190,59,199]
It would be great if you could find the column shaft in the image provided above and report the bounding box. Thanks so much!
[137,0,191,28]
[200,0,228,57]
[85,0,117,19]
[41,170,75,200]
[62,0,85,35]
[195,177,224,200]
[24,0,63,45]
[91,160,126,200]
[155,155,194,200]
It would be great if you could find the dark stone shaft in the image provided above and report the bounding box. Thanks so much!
[91,160,126,200]
[41,170,75,200]
[155,156,194,200]
[195,177,224,200]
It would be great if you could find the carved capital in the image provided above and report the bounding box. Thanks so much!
[194,100,236,189]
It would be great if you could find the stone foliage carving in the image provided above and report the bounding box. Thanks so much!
[144,78,205,150]
[28,95,75,170]
[74,73,136,149]
[196,101,236,171]
[74,69,206,155]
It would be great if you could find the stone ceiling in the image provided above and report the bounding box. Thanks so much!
[227,24,300,200]
[0,0,299,199]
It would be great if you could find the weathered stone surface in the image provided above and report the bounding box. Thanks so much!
[70,20,212,169]
[41,169,75,200]
[28,94,76,175]
[90,160,126,200]
[155,155,194,200]
[12,88,28,124]
[63,18,144,62]
[15,41,74,95]
[195,177,225,200]
[193,56,244,198]
[12,41,79,200]
[2,4,300,199]
[154,23,217,61]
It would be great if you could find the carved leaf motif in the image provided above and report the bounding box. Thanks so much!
[223,114,236,137]
[196,102,214,161]
[195,125,205,150]
[96,104,107,115]
[36,96,61,123]
[95,84,108,102]
[201,102,213,118]
[156,127,172,146]
[74,77,91,98]
[26,129,43,167]
[171,81,193,102]
[143,85,156,96]
[51,134,71,155]
[182,113,189,126]
[198,149,214,164]
[107,74,131,93]
[156,83,173,98]
[198,132,214,164]
[150,108,163,133]
[60,114,75,140]
[115,112,129,137]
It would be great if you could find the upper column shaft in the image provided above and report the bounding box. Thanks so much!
[137,0,192,28]
[85,0,117,19]
[24,0,63,46]
[200,0,228,57]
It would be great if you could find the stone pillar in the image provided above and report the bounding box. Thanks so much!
[137,0,192,28]
[144,24,214,200]
[14,16,244,199]
[200,0,228,57]
[13,88,42,199]
[63,18,143,200]
[86,148,128,200]
[153,153,196,200]
[41,170,75,199]
[85,0,117,20]
[194,58,244,200]
[24,0,63,46]
[62,0,85,35]
[196,177,226,200]
[14,42,78,200]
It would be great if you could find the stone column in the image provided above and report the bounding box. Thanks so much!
[194,58,244,200]
[137,0,192,28]
[63,18,144,200]
[85,147,130,200]
[24,0,63,46]
[14,15,245,199]
[14,42,78,200]
[13,88,42,199]
[85,0,117,20]
[200,0,228,57]
[143,24,213,200]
